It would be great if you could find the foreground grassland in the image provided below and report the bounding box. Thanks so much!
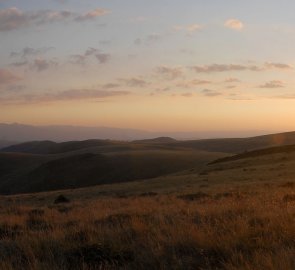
[1,180,295,270]
[2,149,295,269]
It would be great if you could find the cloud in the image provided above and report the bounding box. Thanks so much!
[101,83,120,89]
[9,47,58,71]
[5,84,26,93]
[156,66,183,80]
[225,77,241,83]
[202,89,222,97]
[134,38,142,46]
[0,7,109,31]
[259,80,285,88]
[100,40,112,46]
[10,61,28,67]
[50,89,128,101]
[119,77,149,87]
[224,19,244,30]
[53,0,67,3]
[129,16,147,23]
[134,33,162,46]
[70,54,87,65]
[227,94,254,101]
[0,88,130,104]
[226,85,236,89]
[187,24,202,32]
[10,47,54,58]
[264,62,293,70]
[156,87,170,92]
[30,58,58,72]
[190,62,293,74]
[147,33,161,42]
[181,92,193,97]
[85,47,100,56]
[190,64,261,73]
[180,49,195,55]
[174,24,202,34]
[70,47,111,65]
[0,7,29,31]
[177,79,211,88]
[95,53,111,64]
[75,8,109,22]
[0,68,21,84]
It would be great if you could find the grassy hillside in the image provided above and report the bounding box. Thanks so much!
[166,131,295,153]
[2,131,295,195]
[211,144,295,164]
[1,145,295,269]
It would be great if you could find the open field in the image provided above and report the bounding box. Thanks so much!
[0,143,295,269]
[1,180,295,270]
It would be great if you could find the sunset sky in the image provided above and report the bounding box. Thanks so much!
[1,0,295,134]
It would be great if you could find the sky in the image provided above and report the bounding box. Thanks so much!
[1,0,295,134]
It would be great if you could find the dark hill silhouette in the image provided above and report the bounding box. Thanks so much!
[133,137,177,144]
[4,131,295,156]
[1,140,119,155]
[0,150,226,194]
[0,140,18,149]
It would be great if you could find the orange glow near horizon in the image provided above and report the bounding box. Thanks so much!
[2,95,295,133]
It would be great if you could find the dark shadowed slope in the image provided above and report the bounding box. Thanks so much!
[3,131,295,195]
[0,149,226,194]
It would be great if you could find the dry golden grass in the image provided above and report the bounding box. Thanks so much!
[0,182,295,270]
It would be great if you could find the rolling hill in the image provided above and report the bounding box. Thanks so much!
[2,130,295,195]
[166,131,295,153]
[4,130,295,155]
[1,139,120,155]
[0,141,227,194]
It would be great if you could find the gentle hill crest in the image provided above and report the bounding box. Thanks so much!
[133,137,177,144]
[1,139,120,155]
[210,143,295,164]
[166,131,295,153]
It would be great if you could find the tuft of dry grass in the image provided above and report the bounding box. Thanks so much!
[0,184,295,269]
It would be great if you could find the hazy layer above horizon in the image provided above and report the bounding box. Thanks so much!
[0,123,278,141]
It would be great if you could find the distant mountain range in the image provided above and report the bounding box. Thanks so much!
[0,140,18,149]
[0,123,272,143]
[0,123,151,142]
